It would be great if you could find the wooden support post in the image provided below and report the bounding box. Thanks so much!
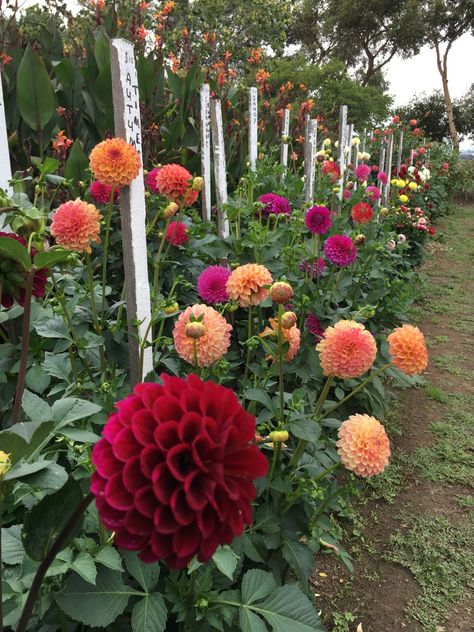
[280,108,290,177]
[210,99,230,240]
[200,84,212,223]
[248,87,258,173]
[337,105,348,202]
[0,76,12,229]
[304,117,317,203]
[110,38,153,385]
[384,133,394,205]
[397,130,404,172]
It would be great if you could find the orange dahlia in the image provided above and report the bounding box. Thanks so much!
[260,318,301,361]
[226,263,273,307]
[89,138,141,187]
[173,304,232,367]
[337,414,390,477]
[154,164,199,206]
[50,199,102,254]
[387,324,428,374]
[316,320,377,379]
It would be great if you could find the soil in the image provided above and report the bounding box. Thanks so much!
[311,206,474,632]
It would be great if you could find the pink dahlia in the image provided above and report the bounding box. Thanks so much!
[305,205,331,235]
[90,374,269,569]
[257,193,291,216]
[355,163,370,181]
[145,167,161,194]
[299,258,326,279]
[323,235,357,267]
[377,171,388,185]
[0,232,47,308]
[197,265,231,304]
[305,313,324,340]
[165,221,188,246]
[89,181,119,205]
[366,185,381,201]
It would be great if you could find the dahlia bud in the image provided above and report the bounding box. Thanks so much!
[399,194,409,203]
[270,281,293,304]
[409,119,417,126]
[397,234,407,243]
[392,115,400,124]
[354,234,365,245]
[164,302,179,314]
[268,430,289,442]
[185,321,206,339]
[192,176,204,192]
[0,451,11,479]
[379,208,389,217]
[163,202,179,219]
[386,239,396,252]
[281,311,297,329]
[408,182,417,191]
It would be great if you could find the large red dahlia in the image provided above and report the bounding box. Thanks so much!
[91,374,268,569]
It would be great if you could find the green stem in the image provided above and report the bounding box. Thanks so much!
[100,186,115,324]
[86,255,107,374]
[152,217,171,300]
[243,305,253,387]
[12,269,35,424]
[0,488,4,632]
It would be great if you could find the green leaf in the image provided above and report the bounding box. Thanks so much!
[0,432,29,464]
[21,389,52,422]
[22,477,84,561]
[59,428,101,444]
[71,552,97,585]
[4,458,51,481]
[34,318,71,340]
[21,461,68,492]
[245,388,276,412]
[52,398,102,425]
[242,570,276,605]
[56,565,141,627]
[25,365,51,395]
[123,551,160,592]
[212,546,238,580]
[256,585,322,631]
[17,46,56,131]
[43,352,71,381]
[131,594,167,632]
[64,139,89,193]
[1,525,24,564]
[290,418,321,442]
[282,539,314,583]
[0,236,31,270]
[34,249,71,269]
[95,547,124,572]
[239,609,268,632]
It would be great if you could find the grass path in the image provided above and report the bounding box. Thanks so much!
[314,205,474,632]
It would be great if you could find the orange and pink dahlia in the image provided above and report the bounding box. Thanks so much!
[89,137,141,187]
[387,324,428,375]
[260,318,301,361]
[50,199,102,253]
[173,304,232,367]
[337,414,390,477]
[226,263,272,307]
[154,164,199,206]
[316,320,377,379]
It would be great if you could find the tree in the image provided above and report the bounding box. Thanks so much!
[420,0,474,152]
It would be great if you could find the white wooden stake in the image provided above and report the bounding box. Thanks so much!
[347,124,354,167]
[280,108,290,177]
[397,130,404,172]
[0,77,12,229]
[337,105,348,201]
[410,149,414,165]
[248,87,258,173]
[361,127,367,153]
[378,141,386,174]
[110,38,153,385]
[383,133,394,205]
[210,99,230,239]
[303,118,317,203]
[200,84,212,223]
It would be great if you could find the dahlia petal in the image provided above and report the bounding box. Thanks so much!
[166,444,193,482]
[124,508,153,536]
[114,529,147,551]
[152,395,183,422]
[153,421,180,451]
[131,408,157,445]
[179,413,207,444]
[123,456,148,494]
[90,471,107,497]
[170,488,195,526]
[184,470,214,511]
[112,427,142,462]
[116,396,143,424]
[152,463,177,504]
[196,505,217,538]
[105,472,134,511]
[225,447,268,478]
[198,532,221,562]
[149,532,173,559]
[139,546,159,563]
[92,440,121,479]
[172,525,200,558]
[135,382,164,408]
[135,486,157,518]
[96,498,125,530]
[102,415,123,443]
[140,445,164,478]
[154,504,180,534]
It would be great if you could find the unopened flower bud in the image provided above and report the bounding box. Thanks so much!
[281,311,297,329]
[386,239,396,252]
[354,234,365,245]
[164,302,179,314]
[268,430,289,442]
[270,281,293,304]
[379,207,389,217]
[192,176,204,192]
[0,451,11,479]
[163,202,179,219]
[185,321,205,339]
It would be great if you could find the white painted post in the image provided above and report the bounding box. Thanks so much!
[304,118,317,203]
[110,39,153,385]
[383,133,394,205]
[347,124,354,167]
[397,130,404,172]
[200,84,212,223]
[410,149,414,165]
[210,99,230,240]
[280,108,290,176]
[248,87,258,173]
[378,140,386,174]
[0,77,13,229]
[361,127,367,153]
[337,105,348,202]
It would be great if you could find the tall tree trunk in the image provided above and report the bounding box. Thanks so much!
[434,41,459,152]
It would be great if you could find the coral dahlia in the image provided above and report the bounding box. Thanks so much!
[154,164,198,206]
[50,199,102,254]
[89,138,141,187]
[226,263,272,307]
[260,318,301,361]
[351,202,374,225]
[90,374,268,569]
[197,266,231,304]
[337,414,390,477]
[387,324,428,375]
[173,304,232,367]
[322,161,341,183]
[316,320,377,379]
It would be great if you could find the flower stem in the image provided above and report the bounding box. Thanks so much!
[100,186,115,324]
[243,305,253,386]
[86,255,107,373]
[12,268,35,424]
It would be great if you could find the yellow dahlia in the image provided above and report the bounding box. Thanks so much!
[226,263,272,307]
[337,414,390,477]
[50,199,102,253]
[173,304,232,367]
[316,320,377,379]
[387,324,428,375]
[89,138,141,187]
[260,318,301,361]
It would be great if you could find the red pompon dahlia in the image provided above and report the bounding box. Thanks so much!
[90,374,269,569]
[154,164,199,206]
[351,202,374,225]
[0,232,47,308]
[321,161,341,183]
[165,221,188,246]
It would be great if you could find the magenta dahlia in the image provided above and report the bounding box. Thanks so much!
[366,185,381,201]
[305,313,325,340]
[0,232,47,308]
[323,235,357,267]
[257,193,291,216]
[91,374,268,569]
[304,205,332,235]
[197,265,231,304]
[355,164,371,181]
[145,167,161,194]
[299,258,326,279]
[89,181,119,205]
